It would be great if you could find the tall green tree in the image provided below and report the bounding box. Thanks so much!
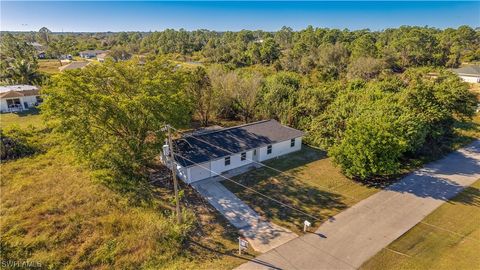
[234,71,263,123]
[42,58,192,180]
[187,67,215,126]
[38,27,52,45]
[309,69,476,179]
[0,33,39,84]
[258,72,301,125]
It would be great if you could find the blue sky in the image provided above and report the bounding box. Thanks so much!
[1,1,479,32]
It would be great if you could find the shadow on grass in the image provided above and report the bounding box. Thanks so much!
[188,240,281,269]
[262,144,327,172]
[222,146,346,230]
[8,108,41,117]
[226,173,347,229]
[448,184,480,207]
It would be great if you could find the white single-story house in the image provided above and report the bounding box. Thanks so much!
[0,85,42,113]
[162,119,304,184]
[452,66,480,83]
[79,50,106,59]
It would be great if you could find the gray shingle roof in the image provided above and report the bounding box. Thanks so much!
[79,50,106,54]
[0,85,38,93]
[174,119,304,167]
[452,65,480,76]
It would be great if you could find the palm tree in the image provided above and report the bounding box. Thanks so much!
[6,59,38,84]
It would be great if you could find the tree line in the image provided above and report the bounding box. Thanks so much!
[6,26,480,66]
[40,58,477,182]
[2,26,478,181]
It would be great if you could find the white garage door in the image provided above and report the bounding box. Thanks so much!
[189,163,212,182]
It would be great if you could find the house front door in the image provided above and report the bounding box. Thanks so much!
[252,149,259,162]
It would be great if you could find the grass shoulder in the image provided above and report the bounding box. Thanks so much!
[361,180,480,270]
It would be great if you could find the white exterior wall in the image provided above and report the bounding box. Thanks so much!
[180,137,302,183]
[187,162,212,183]
[0,99,10,112]
[210,150,253,176]
[459,75,480,83]
[258,137,302,162]
[176,163,188,182]
[0,95,40,112]
[21,95,39,109]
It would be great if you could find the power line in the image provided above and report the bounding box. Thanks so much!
[164,124,477,244]
[126,124,479,253]
[172,152,321,221]
[168,125,358,201]
[419,221,480,243]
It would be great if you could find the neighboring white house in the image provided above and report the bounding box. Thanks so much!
[79,50,106,59]
[452,66,480,83]
[0,85,42,113]
[162,119,304,184]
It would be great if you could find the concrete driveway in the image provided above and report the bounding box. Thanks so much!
[236,140,480,270]
[191,175,297,253]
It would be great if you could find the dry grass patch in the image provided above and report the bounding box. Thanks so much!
[0,148,250,269]
[38,60,62,74]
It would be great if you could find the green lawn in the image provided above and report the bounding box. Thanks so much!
[222,145,380,234]
[0,109,44,130]
[361,180,480,270]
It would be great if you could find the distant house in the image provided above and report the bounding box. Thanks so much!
[0,85,42,113]
[37,51,46,59]
[96,52,109,62]
[28,42,44,51]
[60,54,73,60]
[452,66,480,83]
[162,119,304,184]
[58,61,90,72]
[79,50,106,59]
[28,42,46,59]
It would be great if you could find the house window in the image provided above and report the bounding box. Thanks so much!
[241,152,246,161]
[290,138,296,147]
[225,157,231,166]
[6,99,21,108]
[36,96,43,104]
[267,145,272,155]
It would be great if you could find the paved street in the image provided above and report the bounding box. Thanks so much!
[236,140,480,270]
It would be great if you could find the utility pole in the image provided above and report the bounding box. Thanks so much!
[166,124,182,224]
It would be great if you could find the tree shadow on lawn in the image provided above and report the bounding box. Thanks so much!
[262,144,328,172]
[220,145,347,231]
[12,108,41,117]
[447,184,480,207]
[224,172,347,232]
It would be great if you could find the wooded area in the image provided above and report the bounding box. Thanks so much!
[1,26,478,180]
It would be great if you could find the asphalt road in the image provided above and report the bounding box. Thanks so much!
[236,140,480,270]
